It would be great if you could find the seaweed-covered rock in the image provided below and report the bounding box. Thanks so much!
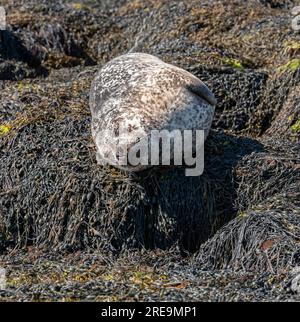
[234,137,300,211]
[0,107,262,253]
[253,68,300,137]
[0,61,272,254]
[193,188,300,272]
[0,0,300,301]
[192,67,268,133]
[266,83,300,140]
[0,30,47,80]
[0,248,299,301]
[193,139,300,272]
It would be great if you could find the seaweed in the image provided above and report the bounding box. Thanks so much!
[0,0,299,301]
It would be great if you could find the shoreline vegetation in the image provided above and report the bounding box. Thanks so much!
[0,0,299,301]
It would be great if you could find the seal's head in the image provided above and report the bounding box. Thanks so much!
[89,53,216,172]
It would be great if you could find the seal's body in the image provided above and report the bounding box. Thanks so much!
[89,53,216,171]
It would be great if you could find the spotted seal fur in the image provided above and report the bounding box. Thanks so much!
[89,53,216,171]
